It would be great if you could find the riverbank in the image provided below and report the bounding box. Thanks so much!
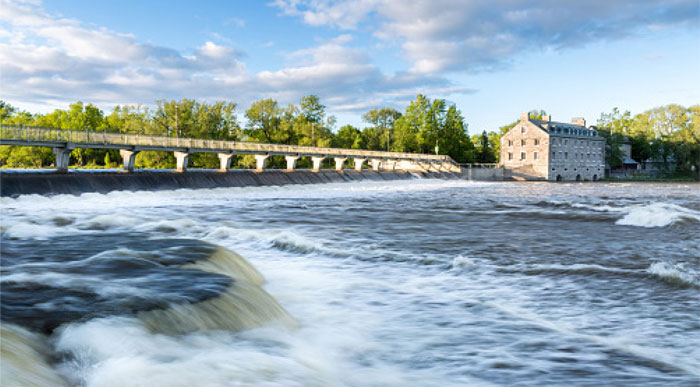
[0,170,462,197]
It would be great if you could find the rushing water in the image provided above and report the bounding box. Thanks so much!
[1,179,699,386]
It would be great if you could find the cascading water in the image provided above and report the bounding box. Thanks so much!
[1,180,698,386]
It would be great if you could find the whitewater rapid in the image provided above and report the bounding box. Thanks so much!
[1,180,698,386]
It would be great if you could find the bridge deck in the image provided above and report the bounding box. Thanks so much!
[0,125,452,162]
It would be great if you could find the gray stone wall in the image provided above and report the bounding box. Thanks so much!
[549,136,605,181]
[500,121,549,180]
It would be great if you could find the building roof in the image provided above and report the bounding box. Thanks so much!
[528,119,601,139]
[622,156,638,165]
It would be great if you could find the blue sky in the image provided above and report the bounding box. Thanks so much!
[1,0,698,132]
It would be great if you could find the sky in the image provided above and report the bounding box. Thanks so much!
[1,0,698,132]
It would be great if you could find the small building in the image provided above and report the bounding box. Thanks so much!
[501,113,606,181]
[607,140,639,176]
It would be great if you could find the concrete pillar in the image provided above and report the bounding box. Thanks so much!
[285,155,300,171]
[53,147,72,172]
[334,157,347,171]
[119,149,139,172]
[255,154,269,172]
[370,158,382,171]
[218,153,234,171]
[174,151,189,172]
[354,158,366,171]
[383,159,396,171]
[311,156,326,172]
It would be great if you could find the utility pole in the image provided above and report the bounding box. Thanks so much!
[175,103,180,138]
[386,127,390,152]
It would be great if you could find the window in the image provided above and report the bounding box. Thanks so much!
[551,151,556,160]
[565,152,568,159]
[508,152,513,160]
[521,127,526,134]
[552,138,557,145]
[564,139,568,145]
[534,152,538,160]
[508,140,513,146]
[521,139,526,146]
[520,152,526,160]
[534,139,540,146]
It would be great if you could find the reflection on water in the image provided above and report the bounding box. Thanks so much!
[1,180,699,386]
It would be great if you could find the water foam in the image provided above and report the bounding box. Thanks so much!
[647,262,699,288]
[451,255,478,268]
[616,203,700,228]
[204,226,352,257]
[2,221,70,240]
[0,271,159,299]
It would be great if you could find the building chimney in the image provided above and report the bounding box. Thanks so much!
[520,112,531,121]
[542,115,551,122]
[571,117,586,127]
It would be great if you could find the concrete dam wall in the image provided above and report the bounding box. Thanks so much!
[0,170,463,197]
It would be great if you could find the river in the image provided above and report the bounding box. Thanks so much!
[1,179,698,386]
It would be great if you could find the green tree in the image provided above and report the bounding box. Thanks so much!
[390,95,473,161]
[476,131,496,163]
[104,105,152,134]
[362,107,401,151]
[334,124,361,149]
[244,98,280,143]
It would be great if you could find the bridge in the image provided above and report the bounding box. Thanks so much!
[0,125,462,173]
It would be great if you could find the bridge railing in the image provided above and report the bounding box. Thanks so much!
[459,163,501,168]
[0,125,459,165]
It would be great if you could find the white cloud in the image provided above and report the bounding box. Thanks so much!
[272,0,699,74]
[1,0,472,117]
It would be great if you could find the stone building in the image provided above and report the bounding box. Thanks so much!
[500,113,606,181]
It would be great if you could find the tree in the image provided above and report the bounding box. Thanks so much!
[299,95,326,146]
[362,107,401,151]
[390,95,473,161]
[334,125,361,149]
[152,99,196,137]
[244,99,280,143]
[392,95,428,153]
[105,105,152,134]
[476,131,496,163]
[0,101,17,122]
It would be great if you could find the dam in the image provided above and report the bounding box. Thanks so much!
[0,124,505,196]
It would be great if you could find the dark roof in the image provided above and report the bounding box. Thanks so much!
[529,119,601,138]
[622,156,638,165]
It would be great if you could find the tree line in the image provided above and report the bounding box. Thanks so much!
[0,98,697,177]
[0,95,481,170]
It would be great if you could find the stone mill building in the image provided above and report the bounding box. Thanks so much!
[500,113,606,181]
